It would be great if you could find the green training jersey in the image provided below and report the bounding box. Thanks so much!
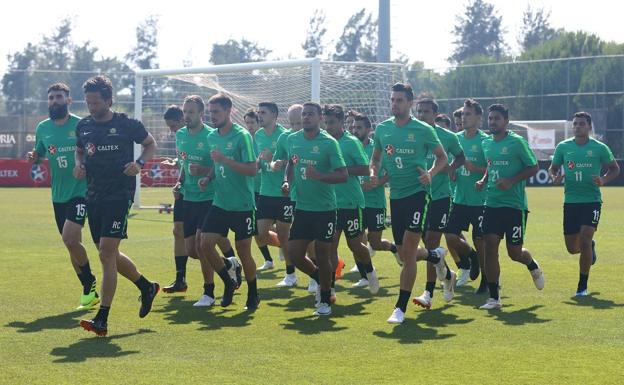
[252,137,261,194]
[482,131,537,210]
[453,129,489,206]
[176,124,215,202]
[334,132,367,209]
[552,137,615,203]
[374,116,441,199]
[208,123,256,211]
[425,125,463,200]
[274,128,296,201]
[286,129,346,211]
[34,114,86,203]
[362,138,386,209]
[255,124,287,197]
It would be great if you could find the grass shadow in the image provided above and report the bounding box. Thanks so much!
[563,292,624,310]
[373,318,456,344]
[486,305,551,326]
[347,283,400,300]
[6,310,88,333]
[50,329,155,363]
[197,308,255,331]
[413,304,476,328]
[279,299,373,335]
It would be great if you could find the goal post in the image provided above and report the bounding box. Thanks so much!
[133,58,406,208]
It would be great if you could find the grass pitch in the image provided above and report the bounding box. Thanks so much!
[1,187,623,385]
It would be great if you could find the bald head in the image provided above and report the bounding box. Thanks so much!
[288,104,303,132]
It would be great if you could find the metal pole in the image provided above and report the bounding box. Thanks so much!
[378,0,391,62]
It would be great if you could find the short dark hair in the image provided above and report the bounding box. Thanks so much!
[463,98,482,116]
[453,108,463,119]
[322,104,345,121]
[435,114,451,127]
[488,103,509,120]
[83,75,113,100]
[573,111,592,126]
[416,96,439,113]
[47,82,70,96]
[164,105,183,121]
[208,93,232,109]
[391,82,414,101]
[183,95,205,112]
[302,101,322,115]
[244,108,259,122]
[353,113,372,129]
[258,101,278,116]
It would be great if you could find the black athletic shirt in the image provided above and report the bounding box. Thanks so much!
[76,112,148,203]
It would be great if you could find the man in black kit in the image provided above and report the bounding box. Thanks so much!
[75,75,159,336]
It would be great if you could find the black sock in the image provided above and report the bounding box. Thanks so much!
[445,263,452,280]
[363,262,374,274]
[488,282,499,300]
[77,262,96,294]
[309,269,320,284]
[259,245,273,262]
[95,305,110,323]
[395,290,411,313]
[426,249,440,264]
[203,283,215,297]
[134,275,151,293]
[286,264,295,275]
[526,260,539,271]
[457,254,471,269]
[248,279,258,297]
[320,290,331,304]
[175,255,188,281]
[331,272,336,288]
[577,273,589,292]
[217,267,233,285]
[356,262,367,279]
[223,257,232,269]
[390,243,398,253]
[425,281,436,297]
[223,248,235,259]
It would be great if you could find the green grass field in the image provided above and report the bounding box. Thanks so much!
[1,187,623,385]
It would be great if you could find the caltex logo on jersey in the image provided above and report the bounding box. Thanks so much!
[180,151,187,160]
[567,160,575,170]
[48,145,57,155]
[291,154,299,165]
[86,143,96,156]
[30,164,47,182]
[385,144,394,156]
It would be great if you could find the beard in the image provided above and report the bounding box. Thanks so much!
[48,104,68,120]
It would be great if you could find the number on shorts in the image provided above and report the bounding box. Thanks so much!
[75,203,86,217]
[478,215,484,228]
[327,222,334,237]
[376,213,385,226]
[593,209,600,222]
[440,213,448,226]
[395,156,403,169]
[412,211,421,225]
[512,226,522,239]
[283,205,293,218]
[246,217,253,232]
[347,219,359,232]
[56,156,68,169]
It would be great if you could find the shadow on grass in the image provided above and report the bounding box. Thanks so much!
[414,304,476,328]
[6,310,87,333]
[564,292,624,310]
[347,283,400,300]
[279,299,374,335]
[50,328,155,363]
[373,319,456,344]
[485,305,551,326]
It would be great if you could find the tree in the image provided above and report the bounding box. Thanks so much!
[518,6,558,52]
[332,9,377,62]
[302,9,327,58]
[450,0,506,64]
[126,15,159,70]
[210,39,271,65]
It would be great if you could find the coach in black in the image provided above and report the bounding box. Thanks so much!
[74,75,159,336]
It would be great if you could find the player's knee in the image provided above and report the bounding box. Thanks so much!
[61,232,80,249]
[369,238,383,250]
[172,225,184,240]
[579,235,593,249]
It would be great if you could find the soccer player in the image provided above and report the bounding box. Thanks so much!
[160,105,190,294]
[434,114,452,130]
[281,102,348,316]
[174,95,239,306]
[413,97,465,308]
[453,108,463,132]
[370,83,448,324]
[199,94,260,311]
[28,82,98,310]
[351,112,400,271]
[445,99,489,294]
[476,103,545,310]
[323,104,380,296]
[75,75,159,336]
[549,111,619,296]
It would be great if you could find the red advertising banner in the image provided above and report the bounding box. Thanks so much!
[140,158,180,187]
[0,159,51,187]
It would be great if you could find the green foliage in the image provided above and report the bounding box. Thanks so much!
[126,15,160,70]
[302,9,327,58]
[210,39,271,65]
[518,6,559,52]
[450,0,506,64]
[332,9,377,62]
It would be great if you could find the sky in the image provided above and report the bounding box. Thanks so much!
[1,0,622,73]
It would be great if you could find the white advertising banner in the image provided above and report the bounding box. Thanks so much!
[526,126,556,150]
